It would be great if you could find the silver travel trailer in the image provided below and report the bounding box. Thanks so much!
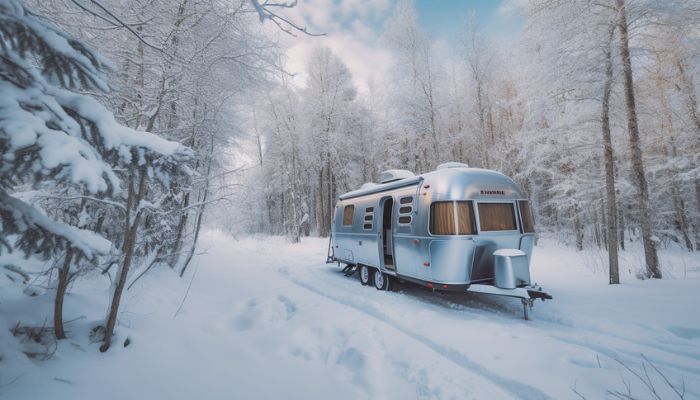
[328,162,551,319]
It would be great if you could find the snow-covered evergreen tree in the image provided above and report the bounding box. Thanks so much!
[0,0,191,258]
[0,0,193,341]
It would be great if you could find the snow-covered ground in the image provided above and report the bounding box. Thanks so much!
[2,230,700,399]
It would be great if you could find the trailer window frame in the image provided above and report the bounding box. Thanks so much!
[518,200,535,233]
[475,201,519,233]
[428,201,477,236]
[342,204,355,226]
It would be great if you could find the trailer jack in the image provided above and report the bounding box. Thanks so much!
[521,298,534,320]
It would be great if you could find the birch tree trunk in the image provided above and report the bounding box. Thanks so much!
[617,0,661,278]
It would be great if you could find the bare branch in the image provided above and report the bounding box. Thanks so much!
[249,0,325,36]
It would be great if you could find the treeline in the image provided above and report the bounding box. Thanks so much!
[233,0,699,280]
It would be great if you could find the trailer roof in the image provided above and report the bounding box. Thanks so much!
[339,176,423,200]
[338,167,525,201]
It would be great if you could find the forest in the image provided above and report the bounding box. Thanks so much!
[229,0,700,284]
[0,0,699,399]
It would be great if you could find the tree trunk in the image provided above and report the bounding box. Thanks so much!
[618,204,626,251]
[574,205,584,251]
[316,169,324,236]
[674,55,700,134]
[54,247,73,339]
[170,191,190,266]
[602,24,620,283]
[617,0,661,278]
[601,200,608,251]
[654,55,693,252]
[324,157,333,237]
[668,139,694,251]
[101,168,147,352]
[593,210,601,249]
[179,189,207,277]
[180,142,214,277]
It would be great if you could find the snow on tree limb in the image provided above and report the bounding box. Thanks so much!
[0,189,111,259]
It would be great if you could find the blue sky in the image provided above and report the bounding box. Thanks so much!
[415,0,524,45]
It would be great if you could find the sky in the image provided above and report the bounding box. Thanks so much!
[275,0,526,93]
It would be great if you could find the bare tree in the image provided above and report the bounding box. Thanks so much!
[616,0,661,278]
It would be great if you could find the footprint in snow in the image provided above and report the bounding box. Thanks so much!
[231,295,297,331]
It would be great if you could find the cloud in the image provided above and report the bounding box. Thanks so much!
[271,0,394,95]
[497,0,529,16]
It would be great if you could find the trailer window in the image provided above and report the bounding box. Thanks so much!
[342,205,355,226]
[477,203,517,231]
[456,202,476,234]
[429,201,476,235]
[397,196,413,226]
[363,207,374,230]
[518,201,535,233]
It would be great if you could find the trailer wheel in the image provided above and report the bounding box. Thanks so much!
[359,265,372,286]
[373,270,392,291]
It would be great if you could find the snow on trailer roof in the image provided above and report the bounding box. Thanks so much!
[338,164,525,201]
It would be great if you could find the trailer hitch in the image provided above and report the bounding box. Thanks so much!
[522,284,552,320]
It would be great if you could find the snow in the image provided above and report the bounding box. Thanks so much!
[54,89,192,161]
[493,248,526,257]
[360,182,378,190]
[437,162,470,169]
[1,231,699,399]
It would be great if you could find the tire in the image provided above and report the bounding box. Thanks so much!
[373,269,392,291]
[358,265,372,286]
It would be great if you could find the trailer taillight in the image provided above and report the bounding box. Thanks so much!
[423,261,430,267]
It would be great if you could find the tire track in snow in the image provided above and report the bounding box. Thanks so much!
[278,267,553,400]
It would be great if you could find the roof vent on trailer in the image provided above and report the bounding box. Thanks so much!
[379,169,415,184]
[437,162,469,170]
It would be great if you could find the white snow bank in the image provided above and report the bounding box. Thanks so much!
[1,232,699,399]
